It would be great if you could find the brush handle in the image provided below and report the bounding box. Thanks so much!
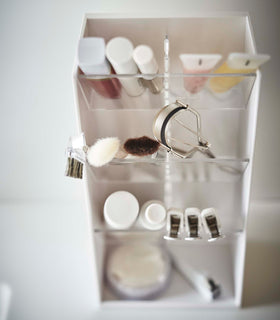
[115,146,128,159]
[171,254,220,301]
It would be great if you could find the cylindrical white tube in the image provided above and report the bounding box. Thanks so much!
[138,200,167,230]
[133,45,162,94]
[106,37,144,97]
[103,191,139,229]
[133,45,158,74]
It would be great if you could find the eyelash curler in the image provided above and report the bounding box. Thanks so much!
[153,100,215,159]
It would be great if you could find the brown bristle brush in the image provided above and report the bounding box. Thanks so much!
[123,136,160,156]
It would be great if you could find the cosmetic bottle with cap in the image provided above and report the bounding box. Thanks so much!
[133,45,162,94]
[106,37,145,97]
[78,37,121,99]
[138,200,167,230]
[103,191,139,229]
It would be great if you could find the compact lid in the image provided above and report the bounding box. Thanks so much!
[133,45,158,74]
[104,191,139,229]
[106,244,171,299]
[78,37,111,75]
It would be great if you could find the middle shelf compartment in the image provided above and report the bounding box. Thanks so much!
[87,158,249,182]
[85,166,246,236]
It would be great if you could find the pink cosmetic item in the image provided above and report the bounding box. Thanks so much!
[78,37,121,99]
[179,54,222,94]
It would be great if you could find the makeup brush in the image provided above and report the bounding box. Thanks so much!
[87,136,160,167]
[87,137,121,167]
[170,253,221,301]
[124,136,160,156]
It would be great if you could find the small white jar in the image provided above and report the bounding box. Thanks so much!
[138,200,167,230]
[103,191,139,229]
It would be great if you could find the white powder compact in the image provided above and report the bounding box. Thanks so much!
[103,191,139,229]
[106,243,171,299]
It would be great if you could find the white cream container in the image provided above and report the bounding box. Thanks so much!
[103,191,139,229]
[138,200,167,230]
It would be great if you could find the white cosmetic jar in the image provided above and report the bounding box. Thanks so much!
[138,200,167,230]
[103,191,139,229]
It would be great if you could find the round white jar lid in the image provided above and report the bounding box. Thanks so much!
[104,191,139,229]
[145,203,166,225]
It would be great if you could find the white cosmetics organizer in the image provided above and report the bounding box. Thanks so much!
[72,13,261,308]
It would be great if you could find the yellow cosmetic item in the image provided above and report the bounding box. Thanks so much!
[209,53,270,93]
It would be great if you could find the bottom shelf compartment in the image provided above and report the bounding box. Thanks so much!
[93,233,244,308]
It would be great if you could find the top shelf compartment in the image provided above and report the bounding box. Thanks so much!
[76,73,256,110]
[74,15,257,110]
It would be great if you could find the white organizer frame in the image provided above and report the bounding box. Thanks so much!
[72,13,261,309]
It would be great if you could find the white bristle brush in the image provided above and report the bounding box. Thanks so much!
[87,137,122,167]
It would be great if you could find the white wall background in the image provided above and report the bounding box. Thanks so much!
[0,0,279,205]
[0,1,280,320]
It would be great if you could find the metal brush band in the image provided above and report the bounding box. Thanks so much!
[164,213,182,240]
[188,215,199,238]
[170,214,181,238]
[205,215,220,238]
